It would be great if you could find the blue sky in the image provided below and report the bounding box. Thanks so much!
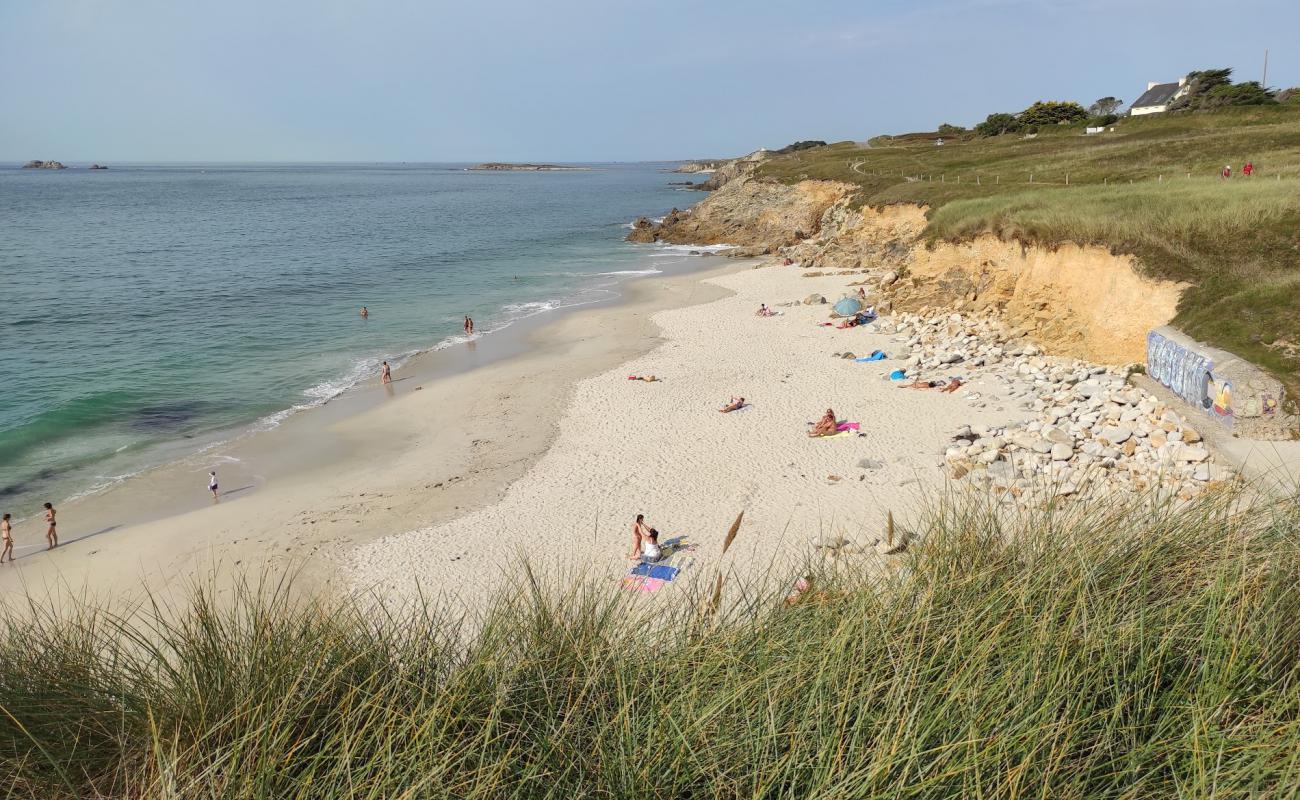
[2,0,1294,162]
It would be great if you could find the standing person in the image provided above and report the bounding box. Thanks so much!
[1221,165,1232,179]
[208,471,219,500]
[628,514,656,560]
[1243,161,1254,177]
[1,514,12,563]
[360,306,369,319]
[464,315,474,336]
[381,360,392,384]
[42,502,57,549]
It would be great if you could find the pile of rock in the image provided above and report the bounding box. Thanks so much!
[874,310,1230,504]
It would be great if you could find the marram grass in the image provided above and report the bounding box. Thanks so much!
[1,488,1298,798]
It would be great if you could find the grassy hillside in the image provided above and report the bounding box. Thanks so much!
[755,107,1300,397]
[2,491,1298,797]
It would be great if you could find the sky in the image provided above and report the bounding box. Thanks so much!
[1,0,1295,162]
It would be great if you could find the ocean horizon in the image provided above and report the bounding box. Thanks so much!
[0,161,705,516]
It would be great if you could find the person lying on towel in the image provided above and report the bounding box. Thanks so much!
[720,396,745,413]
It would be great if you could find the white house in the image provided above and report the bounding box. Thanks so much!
[1129,77,1190,116]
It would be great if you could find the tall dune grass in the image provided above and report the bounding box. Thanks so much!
[2,489,1298,798]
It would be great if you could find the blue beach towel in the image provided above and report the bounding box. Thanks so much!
[855,350,887,362]
[630,563,680,581]
[889,369,908,381]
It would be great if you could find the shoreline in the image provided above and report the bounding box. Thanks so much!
[0,254,745,606]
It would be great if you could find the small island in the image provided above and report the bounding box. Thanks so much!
[468,163,591,171]
[22,160,67,169]
[89,164,108,170]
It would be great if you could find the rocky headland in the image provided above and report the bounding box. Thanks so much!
[627,145,1297,503]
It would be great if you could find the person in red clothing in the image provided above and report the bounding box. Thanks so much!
[1221,165,1232,179]
[1243,161,1254,177]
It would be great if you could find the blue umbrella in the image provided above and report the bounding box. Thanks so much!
[833,296,863,317]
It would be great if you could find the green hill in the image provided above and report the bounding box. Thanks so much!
[755,107,1300,399]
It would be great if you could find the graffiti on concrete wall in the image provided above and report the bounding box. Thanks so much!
[1146,330,1234,426]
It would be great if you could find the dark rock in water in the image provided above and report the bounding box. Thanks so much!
[22,160,67,169]
[89,164,108,170]
[627,217,657,243]
[689,250,701,255]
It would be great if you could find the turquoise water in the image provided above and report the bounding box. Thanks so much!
[0,163,703,512]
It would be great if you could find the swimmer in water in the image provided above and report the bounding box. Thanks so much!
[360,306,369,318]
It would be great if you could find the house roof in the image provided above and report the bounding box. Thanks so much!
[1132,82,1181,108]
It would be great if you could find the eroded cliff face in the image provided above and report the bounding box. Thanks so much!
[632,176,1187,365]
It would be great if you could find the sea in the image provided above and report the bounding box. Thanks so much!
[0,162,713,516]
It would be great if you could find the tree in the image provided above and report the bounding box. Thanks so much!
[937,123,966,136]
[1168,68,1234,111]
[1088,97,1123,116]
[1200,81,1277,108]
[974,113,1020,137]
[1016,101,1088,128]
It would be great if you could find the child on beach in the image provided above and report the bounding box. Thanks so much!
[1,514,12,563]
[208,471,219,500]
[629,514,661,561]
[43,502,57,549]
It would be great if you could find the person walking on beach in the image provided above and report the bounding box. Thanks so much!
[1,514,13,563]
[208,471,219,500]
[464,315,474,336]
[43,502,57,549]
[381,360,392,385]
[360,306,369,319]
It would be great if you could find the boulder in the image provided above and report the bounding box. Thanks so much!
[803,293,827,305]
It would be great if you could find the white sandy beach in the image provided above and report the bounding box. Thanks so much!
[352,262,1030,611]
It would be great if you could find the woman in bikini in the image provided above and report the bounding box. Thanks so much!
[808,408,838,437]
[381,360,392,385]
[43,502,57,549]
[720,397,745,413]
[1,513,12,563]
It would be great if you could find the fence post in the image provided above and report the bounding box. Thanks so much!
[1029,174,1033,184]
[1066,174,1069,185]
[996,175,999,185]
[977,175,981,185]
[942,174,945,183]
[957,175,961,184]
[1159,174,1163,182]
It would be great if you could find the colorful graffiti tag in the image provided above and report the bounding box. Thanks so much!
[1146,330,1233,425]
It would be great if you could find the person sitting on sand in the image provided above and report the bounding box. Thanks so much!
[641,527,662,563]
[808,408,838,437]
[756,304,774,317]
[720,397,745,413]
[629,514,658,561]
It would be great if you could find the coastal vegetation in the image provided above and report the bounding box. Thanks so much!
[753,105,1300,396]
[2,489,1297,797]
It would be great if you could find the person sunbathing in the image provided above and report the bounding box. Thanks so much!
[940,378,964,393]
[903,379,946,390]
[628,375,659,382]
[720,397,745,413]
[808,408,839,437]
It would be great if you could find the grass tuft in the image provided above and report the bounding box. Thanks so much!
[1,489,1299,797]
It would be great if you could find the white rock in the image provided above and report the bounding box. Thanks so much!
[1050,442,1074,461]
